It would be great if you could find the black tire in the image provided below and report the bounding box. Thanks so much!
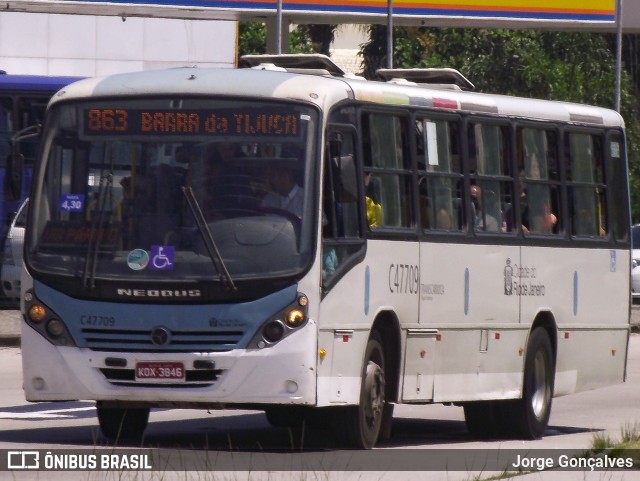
[331,331,387,449]
[463,401,503,438]
[97,403,150,444]
[504,328,554,439]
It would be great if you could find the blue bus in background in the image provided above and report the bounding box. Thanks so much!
[0,72,82,300]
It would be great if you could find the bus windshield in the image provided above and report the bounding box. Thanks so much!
[27,98,318,295]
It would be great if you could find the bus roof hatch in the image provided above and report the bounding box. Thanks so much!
[239,53,364,79]
[376,68,475,91]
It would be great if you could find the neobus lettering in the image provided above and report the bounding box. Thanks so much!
[388,264,420,294]
[116,289,202,297]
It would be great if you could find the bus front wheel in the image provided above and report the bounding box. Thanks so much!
[97,403,150,444]
[331,331,386,449]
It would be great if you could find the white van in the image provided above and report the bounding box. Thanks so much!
[1,199,27,305]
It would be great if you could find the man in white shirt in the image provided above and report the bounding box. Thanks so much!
[261,166,304,218]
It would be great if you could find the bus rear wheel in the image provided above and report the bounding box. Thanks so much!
[504,327,554,439]
[97,403,150,444]
[331,331,386,449]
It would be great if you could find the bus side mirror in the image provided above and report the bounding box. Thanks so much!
[327,131,343,159]
[6,123,40,201]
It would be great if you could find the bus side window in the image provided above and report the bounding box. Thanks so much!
[0,97,12,166]
[566,132,607,237]
[516,127,560,235]
[362,113,414,229]
[419,117,463,232]
[469,122,514,234]
[607,132,628,243]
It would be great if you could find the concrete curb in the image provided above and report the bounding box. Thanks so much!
[0,336,20,347]
[0,309,21,347]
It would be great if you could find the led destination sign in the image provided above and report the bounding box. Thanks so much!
[84,108,301,137]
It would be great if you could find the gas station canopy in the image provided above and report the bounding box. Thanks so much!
[3,0,628,30]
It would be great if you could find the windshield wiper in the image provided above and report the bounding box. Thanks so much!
[182,186,237,292]
[83,172,113,289]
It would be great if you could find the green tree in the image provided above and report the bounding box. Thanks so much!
[237,21,268,57]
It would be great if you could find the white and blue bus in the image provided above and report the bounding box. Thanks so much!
[20,55,631,448]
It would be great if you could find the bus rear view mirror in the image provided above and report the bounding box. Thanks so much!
[6,124,40,201]
[327,131,343,159]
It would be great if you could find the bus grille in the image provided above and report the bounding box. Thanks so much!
[80,327,245,352]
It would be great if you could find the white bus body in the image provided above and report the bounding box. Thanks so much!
[21,59,630,448]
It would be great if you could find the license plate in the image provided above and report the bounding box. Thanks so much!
[135,361,185,382]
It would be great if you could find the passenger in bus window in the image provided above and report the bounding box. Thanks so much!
[364,173,382,227]
[470,184,480,225]
[471,184,500,232]
[515,184,557,234]
[435,207,452,230]
[323,244,338,280]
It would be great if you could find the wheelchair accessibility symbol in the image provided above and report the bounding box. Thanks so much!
[150,245,175,271]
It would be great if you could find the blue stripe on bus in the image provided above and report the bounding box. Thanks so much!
[0,75,83,92]
[364,265,370,316]
[573,271,578,316]
[464,268,469,315]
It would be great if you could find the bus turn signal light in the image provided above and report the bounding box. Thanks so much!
[285,308,305,328]
[28,304,47,323]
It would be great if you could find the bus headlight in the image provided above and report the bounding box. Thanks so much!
[46,319,65,337]
[262,321,285,343]
[23,290,77,347]
[249,292,310,349]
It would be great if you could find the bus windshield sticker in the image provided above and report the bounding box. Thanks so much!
[611,141,620,158]
[59,194,85,212]
[150,245,174,271]
[425,121,439,166]
[83,108,302,138]
[127,249,149,271]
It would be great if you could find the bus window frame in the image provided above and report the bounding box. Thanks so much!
[604,128,630,245]
[562,125,610,243]
[415,111,467,236]
[321,123,366,294]
[464,116,516,238]
[513,120,564,239]
[359,107,418,239]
